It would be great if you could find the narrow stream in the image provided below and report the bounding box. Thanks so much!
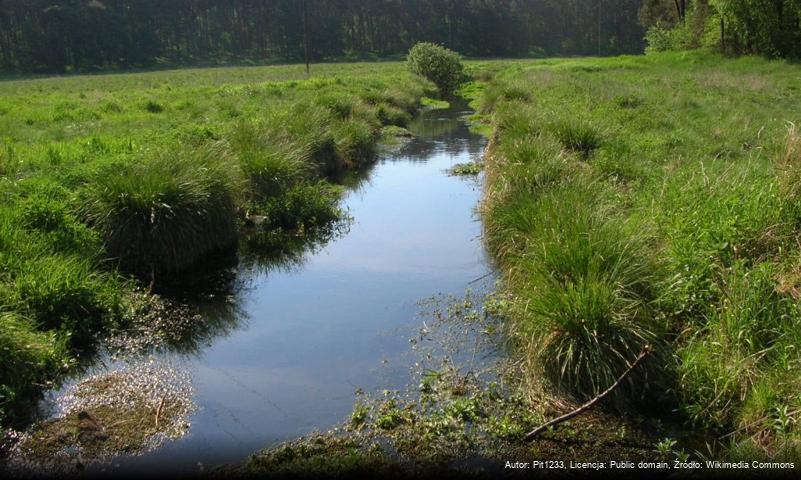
[38,102,490,474]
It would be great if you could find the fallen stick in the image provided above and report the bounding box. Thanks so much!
[524,345,652,442]
[155,394,166,428]
[468,271,494,285]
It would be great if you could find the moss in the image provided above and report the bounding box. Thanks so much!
[241,436,403,479]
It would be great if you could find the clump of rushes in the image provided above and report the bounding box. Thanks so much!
[260,102,338,173]
[82,145,240,276]
[260,182,344,230]
[547,118,602,157]
[333,119,376,167]
[479,82,532,114]
[492,183,665,407]
[14,255,121,345]
[229,120,311,201]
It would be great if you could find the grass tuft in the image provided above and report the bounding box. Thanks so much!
[547,119,602,156]
[82,146,240,275]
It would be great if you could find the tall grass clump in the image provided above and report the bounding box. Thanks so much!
[491,183,665,407]
[13,255,122,344]
[229,120,311,202]
[260,182,344,231]
[407,42,466,96]
[547,119,602,157]
[17,184,102,258]
[677,262,796,429]
[333,119,376,167]
[0,312,66,424]
[83,146,240,275]
[260,102,339,173]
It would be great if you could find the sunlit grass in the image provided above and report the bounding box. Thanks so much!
[479,52,801,452]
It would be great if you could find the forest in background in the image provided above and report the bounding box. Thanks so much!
[0,0,646,74]
[640,0,801,58]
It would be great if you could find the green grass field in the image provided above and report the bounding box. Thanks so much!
[479,51,801,457]
[0,62,435,425]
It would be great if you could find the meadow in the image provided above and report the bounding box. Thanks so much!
[478,51,801,458]
[0,61,435,425]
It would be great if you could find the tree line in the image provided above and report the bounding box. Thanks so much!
[640,0,801,58]
[0,0,646,74]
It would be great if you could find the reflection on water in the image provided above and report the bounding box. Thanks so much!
[37,101,490,474]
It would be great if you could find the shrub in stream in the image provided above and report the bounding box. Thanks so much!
[82,146,240,275]
[407,42,466,96]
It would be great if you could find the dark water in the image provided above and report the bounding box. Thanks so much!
[42,103,490,474]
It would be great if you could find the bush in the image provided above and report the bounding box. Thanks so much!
[407,42,466,95]
[644,25,675,54]
[83,146,240,275]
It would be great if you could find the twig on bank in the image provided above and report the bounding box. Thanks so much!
[524,345,652,442]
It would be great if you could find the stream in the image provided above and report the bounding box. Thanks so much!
[33,101,491,475]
